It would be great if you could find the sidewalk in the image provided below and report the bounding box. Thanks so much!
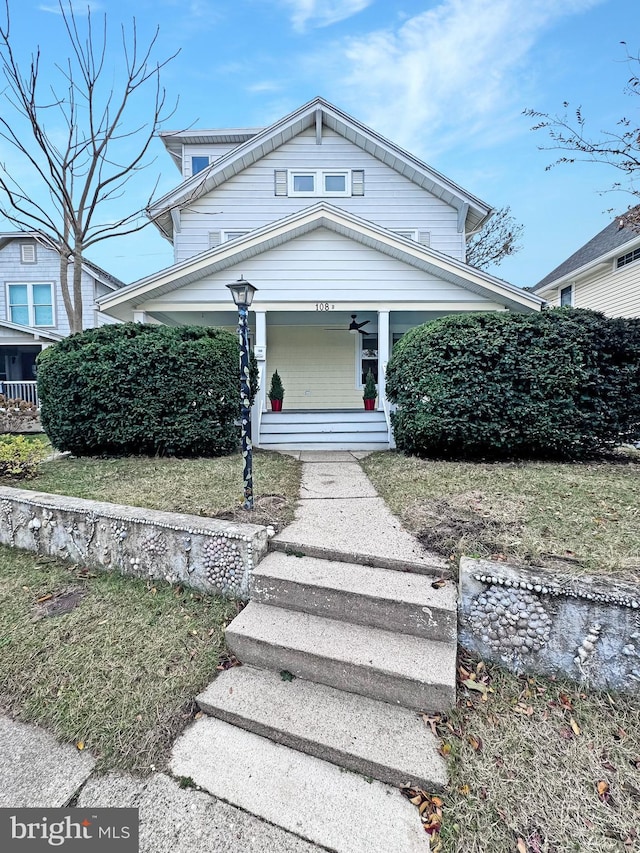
[0,451,446,853]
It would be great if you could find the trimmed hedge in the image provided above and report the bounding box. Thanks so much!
[37,323,258,457]
[386,308,640,460]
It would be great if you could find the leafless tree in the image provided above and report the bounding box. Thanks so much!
[524,47,640,230]
[0,0,177,332]
[466,206,524,270]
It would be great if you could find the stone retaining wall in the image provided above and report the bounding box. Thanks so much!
[0,486,269,600]
[459,557,640,695]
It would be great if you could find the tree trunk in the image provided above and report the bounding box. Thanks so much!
[71,250,84,334]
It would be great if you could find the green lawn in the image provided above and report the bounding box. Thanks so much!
[0,547,240,772]
[10,449,301,532]
[362,451,640,581]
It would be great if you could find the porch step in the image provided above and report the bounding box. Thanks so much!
[196,665,447,790]
[251,551,457,642]
[170,716,427,853]
[225,601,456,711]
[259,409,389,451]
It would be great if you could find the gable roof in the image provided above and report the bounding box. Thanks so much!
[148,97,493,242]
[0,232,125,291]
[98,202,542,320]
[534,210,640,294]
[0,318,63,342]
[159,127,264,171]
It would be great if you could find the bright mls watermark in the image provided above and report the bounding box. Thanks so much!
[1,808,138,851]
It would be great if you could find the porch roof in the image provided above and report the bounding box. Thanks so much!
[0,319,64,343]
[97,203,543,320]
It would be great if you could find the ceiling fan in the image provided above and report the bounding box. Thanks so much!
[325,314,371,335]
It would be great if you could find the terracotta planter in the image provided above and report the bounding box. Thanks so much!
[363,398,376,411]
[270,398,283,412]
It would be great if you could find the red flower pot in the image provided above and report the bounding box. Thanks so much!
[270,398,283,412]
[363,398,376,411]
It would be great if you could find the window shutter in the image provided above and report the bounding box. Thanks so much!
[274,170,288,196]
[209,231,222,249]
[417,231,430,247]
[351,170,365,196]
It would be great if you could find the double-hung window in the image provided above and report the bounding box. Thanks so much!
[560,285,573,307]
[7,282,54,327]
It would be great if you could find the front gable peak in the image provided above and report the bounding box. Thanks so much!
[148,97,492,242]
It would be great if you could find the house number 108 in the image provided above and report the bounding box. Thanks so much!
[315,302,334,310]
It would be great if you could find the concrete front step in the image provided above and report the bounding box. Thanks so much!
[226,602,456,711]
[170,716,428,853]
[197,666,447,791]
[251,551,457,642]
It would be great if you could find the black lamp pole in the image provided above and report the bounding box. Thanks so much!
[226,277,258,510]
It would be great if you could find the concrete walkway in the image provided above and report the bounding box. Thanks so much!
[0,451,448,853]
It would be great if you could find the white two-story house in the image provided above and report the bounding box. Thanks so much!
[98,97,542,450]
[0,232,123,404]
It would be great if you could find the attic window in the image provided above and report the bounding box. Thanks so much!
[393,230,431,246]
[192,156,209,175]
[286,169,352,197]
[616,246,640,268]
[20,243,36,264]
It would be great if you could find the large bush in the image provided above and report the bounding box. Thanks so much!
[386,308,640,460]
[37,323,258,457]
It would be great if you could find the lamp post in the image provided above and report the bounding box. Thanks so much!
[226,277,258,510]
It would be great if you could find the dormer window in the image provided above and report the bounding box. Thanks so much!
[191,156,209,175]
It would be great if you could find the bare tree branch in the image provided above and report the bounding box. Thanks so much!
[466,206,524,270]
[524,45,640,230]
[0,0,178,331]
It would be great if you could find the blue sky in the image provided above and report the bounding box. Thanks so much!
[3,0,640,287]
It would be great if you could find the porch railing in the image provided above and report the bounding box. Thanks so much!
[0,381,39,408]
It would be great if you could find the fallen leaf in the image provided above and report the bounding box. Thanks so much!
[467,734,483,752]
[439,743,452,757]
[516,837,527,853]
[76,741,85,751]
[431,578,447,589]
[410,795,422,806]
[463,678,488,696]
[419,800,431,815]
[570,717,581,736]
[596,780,610,800]
[459,784,470,796]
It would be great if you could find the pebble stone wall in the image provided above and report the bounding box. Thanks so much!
[0,486,269,599]
[459,557,640,695]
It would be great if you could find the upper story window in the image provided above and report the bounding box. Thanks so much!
[20,243,37,264]
[560,285,573,307]
[192,156,210,175]
[7,282,55,327]
[275,169,364,198]
[393,230,431,247]
[616,246,640,269]
[209,229,251,248]
[289,170,350,197]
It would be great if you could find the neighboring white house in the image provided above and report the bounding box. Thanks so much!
[0,232,123,404]
[533,212,640,317]
[98,97,542,449]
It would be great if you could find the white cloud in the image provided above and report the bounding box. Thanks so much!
[282,0,373,32]
[247,81,284,94]
[38,1,103,13]
[314,0,605,155]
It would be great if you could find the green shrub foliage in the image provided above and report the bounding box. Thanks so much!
[385,309,640,460]
[37,324,258,457]
[0,435,43,478]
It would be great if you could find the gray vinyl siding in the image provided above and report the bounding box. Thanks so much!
[0,240,101,334]
[161,228,489,305]
[173,127,464,262]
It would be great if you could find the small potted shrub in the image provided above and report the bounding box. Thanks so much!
[268,369,284,412]
[363,369,377,411]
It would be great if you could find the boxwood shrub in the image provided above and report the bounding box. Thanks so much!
[37,323,258,457]
[385,308,640,460]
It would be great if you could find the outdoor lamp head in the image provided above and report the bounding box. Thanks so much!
[226,277,257,308]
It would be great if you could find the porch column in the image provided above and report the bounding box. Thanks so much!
[252,311,267,447]
[377,310,389,411]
